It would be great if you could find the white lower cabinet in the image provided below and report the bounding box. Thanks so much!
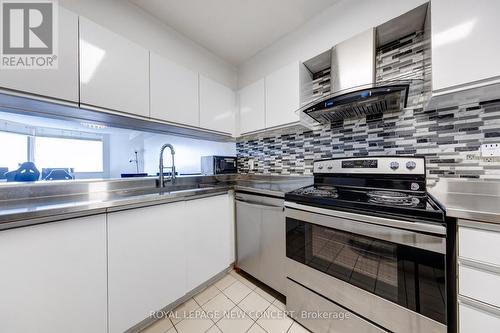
[107,194,234,332]
[459,302,500,333]
[107,201,187,333]
[0,215,107,333]
[458,221,500,333]
[185,194,234,290]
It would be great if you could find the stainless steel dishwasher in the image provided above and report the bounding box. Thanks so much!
[235,192,285,295]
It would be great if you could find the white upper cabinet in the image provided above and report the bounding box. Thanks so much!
[0,6,78,102]
[265,62,300,128]
[238,79,266,134]
[150,52,199,127]
[0,215,107,333]
[431,0,500,94]
[199,75,235,134]
[79,17,149,117]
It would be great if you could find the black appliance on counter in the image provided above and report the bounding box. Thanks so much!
[201,156,237,175]
[284,156,455,333]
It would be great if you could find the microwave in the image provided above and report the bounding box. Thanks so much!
[201,156,237,175]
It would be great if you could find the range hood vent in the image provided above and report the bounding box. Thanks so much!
[299,82,411,125]
[298,3,429,126]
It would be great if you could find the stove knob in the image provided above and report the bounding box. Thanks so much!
[389,161,399,170]
[327,165,333,170]
[406,161,417,170]
[318,165,324,170]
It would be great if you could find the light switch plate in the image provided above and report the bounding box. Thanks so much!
[481,143,500,157]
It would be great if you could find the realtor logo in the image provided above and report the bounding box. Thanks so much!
[1,0,58,69]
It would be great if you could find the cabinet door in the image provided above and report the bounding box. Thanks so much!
[432,0,500,93]
[238,79,266,134]
[260,205,286,294]
[0,215,107,333]
[79,17,149,117]
[185,194,233,290]
[150,52,199,126]
[265,62,300,128]
[235,200,262,278]
[199,75,235,134]
[107,202,186,333]
[0,6,78,102]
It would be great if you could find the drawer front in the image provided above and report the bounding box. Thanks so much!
[459,226,500,265]
[459,302,500,333]
[286,278,388,333]
[459,264,500,308]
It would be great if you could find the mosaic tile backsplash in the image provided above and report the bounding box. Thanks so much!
[236,32,500,180]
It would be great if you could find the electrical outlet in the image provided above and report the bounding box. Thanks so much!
[481,143,500,157]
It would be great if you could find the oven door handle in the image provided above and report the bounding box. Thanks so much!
[286,204,446,254]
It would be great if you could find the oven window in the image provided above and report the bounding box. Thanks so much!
[286,218,446,324]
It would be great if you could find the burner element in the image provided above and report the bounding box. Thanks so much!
[367,190,420,207]
[296,186,339,198]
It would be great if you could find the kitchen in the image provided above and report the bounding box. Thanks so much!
[0,0,499,333]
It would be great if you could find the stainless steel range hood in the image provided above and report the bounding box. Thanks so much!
[301,82,411,124]
[299,28,411,125]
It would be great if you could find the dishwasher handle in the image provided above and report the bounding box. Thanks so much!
[235,198,284,211]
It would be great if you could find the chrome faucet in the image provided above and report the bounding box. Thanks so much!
[158,143,176,188]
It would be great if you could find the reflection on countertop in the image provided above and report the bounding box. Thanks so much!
[428,178,500,224]
[0,174,312,230]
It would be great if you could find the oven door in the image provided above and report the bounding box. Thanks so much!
[285,203,447,333]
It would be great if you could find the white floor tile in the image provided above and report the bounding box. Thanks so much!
[206,324,223,333]
[254,287,276,303]
[141,318,173,333]
[231,271,258,290]
[216,307,254,333]
[201,293,236,322]
[238,291,272,320]
[223,280,252,304]
[247,323,267,333]
[256,305,293,333]
[175,313,213,333]
[170,299,200,325]
[288,321,311,333]
[246,323,267,333]
[194,285,221,306]
[215,274,237,291]
[272,299,286,311]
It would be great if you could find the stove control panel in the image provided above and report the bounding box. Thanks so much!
[313,157,425,175]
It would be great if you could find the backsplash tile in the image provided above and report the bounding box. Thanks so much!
[236,31,500,180]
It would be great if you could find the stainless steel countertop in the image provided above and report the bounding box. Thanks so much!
[234,179,312,197]
[0,175,312,230]
[428,179,500,224]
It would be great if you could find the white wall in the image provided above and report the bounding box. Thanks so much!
[237,0,427,88]
[59,0,237,89]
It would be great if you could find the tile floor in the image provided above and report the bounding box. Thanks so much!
[141,270,310,333]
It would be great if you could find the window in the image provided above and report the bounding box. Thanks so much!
[34,136,104,173]
[0,131,28,171]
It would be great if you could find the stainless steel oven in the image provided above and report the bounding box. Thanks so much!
[285,202,447,333]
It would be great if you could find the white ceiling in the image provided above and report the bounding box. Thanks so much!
[130,0,340,66]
